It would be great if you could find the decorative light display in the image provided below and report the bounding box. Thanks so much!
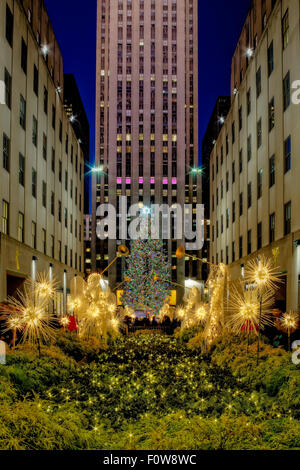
[3,275,57,347]
[244,255,281,364]
[69,274,119,344]
[175,287,207,330]
[158,303,175,323]
[244,255,281,292]
[228,281,274,354]
[203,263,230,348]
[35,272,59,302]
[278,311,299,351]
[122,236,171,316]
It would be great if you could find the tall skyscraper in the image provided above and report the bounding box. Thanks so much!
[92,0,200,300]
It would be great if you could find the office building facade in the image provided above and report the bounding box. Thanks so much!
[92,0,200,299]
[0,0,85,308]
[202,96,230,281]
[210,0,300,311]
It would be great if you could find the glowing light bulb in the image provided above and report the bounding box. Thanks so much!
[41,44,49,56]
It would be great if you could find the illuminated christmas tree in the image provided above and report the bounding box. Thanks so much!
[122,237,171,316]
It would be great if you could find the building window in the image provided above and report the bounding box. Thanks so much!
[269,155,275,187]
[232,201,236,223]
[256,67,261,98]
[126,153,131,177]
[257,169,263,199]
[268,41,274,76]
[239,107,242,131]
[32,221,36,249]
[43,87,48,114]
[19,153,25,186]
[64,209,68,228]
[59,161,62,182]
[4,69,12,109]
[269,213,275,243]
[58,201,62,222]
[52,105,56,130]
[58,241,62,262]
[247,230,252,255]
[283,72,290,111]
[226,208,229,228]
[65,171,68,191]
[59,120,62,142]
[284,136,291,173]
[282,9,289,49]
[32,168,37,198]
[257,119,262,148]
[232,162,235,184]
[232,242,235,263]
[232,122,235,144]
[20,95,26,129]
[42,181,47,208]
[42,229,46,255]
[248,182,252,208]
[268,98,275,131]
[32,116,38,147]
[33,65,39,96]
[284,201,291,235]
[51,236,55,259]
[5,4,13,47]
[51,148,55,173]
[257,222,262,250]
[239,150,243,173]
[43,133,47,160]
[2,200,9,235]
[3,133,10,172]
[239,236,243,259]
[65,245,68,265]
[247,89,251,115]
[239,192,243,216]
[18,212,24,243]
[21,38,27,74]
[51,192,55,216]
[247,135,251,161]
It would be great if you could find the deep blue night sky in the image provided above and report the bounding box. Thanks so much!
[44,0,251,174]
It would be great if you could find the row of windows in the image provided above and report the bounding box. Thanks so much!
[234,7,289,93]
[1,197,82,242]
[4,27,79,158]
[212,202,291,264]
[213,72,291,175]
[2,134,83,208]
[212,136,291,209]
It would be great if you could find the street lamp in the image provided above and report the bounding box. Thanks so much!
[246,47,254,58]
[190,167,203,176]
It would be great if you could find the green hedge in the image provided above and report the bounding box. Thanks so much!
[0,331,299,450]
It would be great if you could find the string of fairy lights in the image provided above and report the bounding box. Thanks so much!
[1,246,299,356]
[36,335,296,431]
